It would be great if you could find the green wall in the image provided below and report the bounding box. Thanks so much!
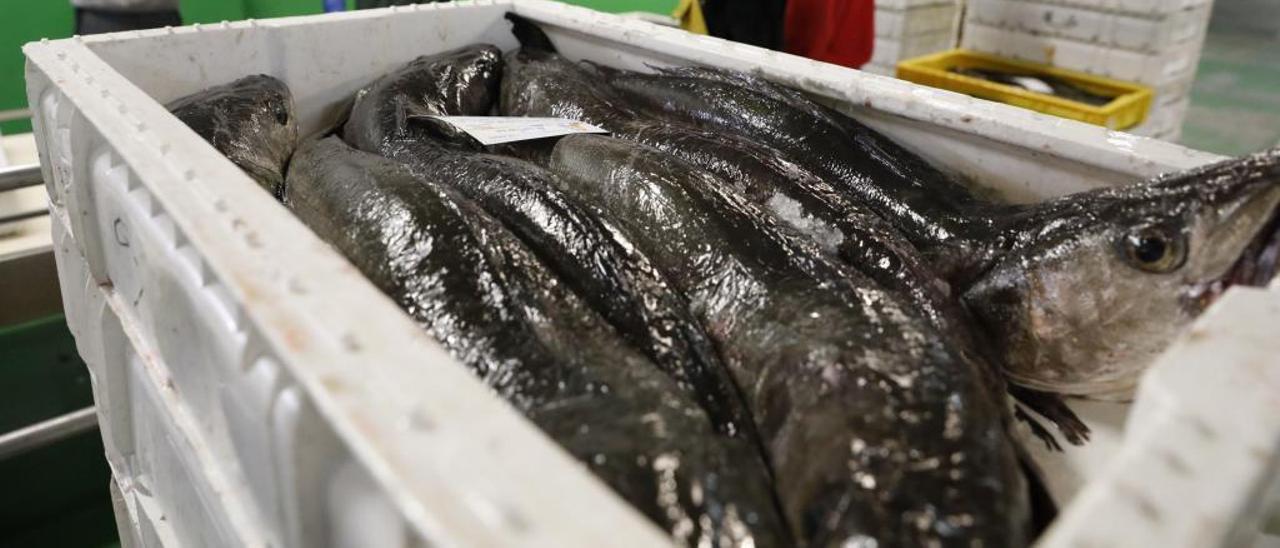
[0,0,337,135]
[1,3,74,135]
[0,0,669,135]
[570,0,675,14]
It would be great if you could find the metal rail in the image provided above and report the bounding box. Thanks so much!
[0,164,43,193]
[0,108,31,123]
[0,164,48,226]
[0,407,98,460]
[0,209,49,225]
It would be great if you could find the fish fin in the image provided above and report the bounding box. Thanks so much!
[1010,385,1091,447]
[403,115,484,151]
[505,12,558,54]
[579,59,624,79]
[1014,406,1063,452]
[323,94,357,139]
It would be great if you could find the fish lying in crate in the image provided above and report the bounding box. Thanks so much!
[163,14,1280,548]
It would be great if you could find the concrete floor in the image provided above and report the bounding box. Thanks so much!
[1180,29,1280,156]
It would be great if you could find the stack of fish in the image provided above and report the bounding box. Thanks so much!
[866,0,962,76]
[963,0,1214,139]
[165,13,1280,547]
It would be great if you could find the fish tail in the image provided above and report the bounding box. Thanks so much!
[505,12,558,54]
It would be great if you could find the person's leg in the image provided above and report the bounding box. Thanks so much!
[74,8,182,35]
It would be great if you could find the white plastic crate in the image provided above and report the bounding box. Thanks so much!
[1130,94,1190,139]
[1001,0,1213,17]
[862,62,899,76]
[961,22,1205,84]
[1153,74,1193,106]
[23,1,1276,547]
[872,32,957,66]
[967,0,1211,53]
[876,0,959,10]
[875,3,960,38]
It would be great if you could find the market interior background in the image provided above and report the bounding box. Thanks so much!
[0,0,1277,546]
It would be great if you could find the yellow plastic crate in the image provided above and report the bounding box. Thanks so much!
[896,49,1153,130]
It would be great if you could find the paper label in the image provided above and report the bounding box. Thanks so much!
[425,116,608,145]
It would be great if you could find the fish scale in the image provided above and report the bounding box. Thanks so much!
[501,49,967,341]
[547,134,1029,547]
[338,45,788,545]
[286,136,790,547]
[342,43,766,449]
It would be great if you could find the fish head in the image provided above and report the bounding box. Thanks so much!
[962,149,1280,398]
[229,76,298,199]
[345,45,502,152]
[169,75,298,197]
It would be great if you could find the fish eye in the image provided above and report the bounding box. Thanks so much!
[269,99,290,125]
[1118,226,1187,273]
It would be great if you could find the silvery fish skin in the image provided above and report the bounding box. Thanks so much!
[591,63,1280,406]
[498,47,1050,446]
[499,22,1086,443]
[962,148,1280,398]
[392,140,768,445]
[548,134,1029,547]
[168,74,298,198]
[621,63,1280,398]
[285,136,790,547]
[499,48,639,145]
[596,65,1004,274]
[500,47,960,339]
[343,46,765,445]
[343,44,503,153]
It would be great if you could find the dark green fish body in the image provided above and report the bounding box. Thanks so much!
[547,134,1028,547]
[168,74,298,198]
[596,66,1008,279]
[286,136,789,547]
[394,139,765,444]
[628,124,966,333]
[500,49,962,336]
[500,48,641,136]
[671,69,1280,402]
[343,47,764,444]
[343,44,503,153]
[499,22,1085,442]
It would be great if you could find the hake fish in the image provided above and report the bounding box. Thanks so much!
[962,149,1280,398]
[499,20,959,340]
[547,134,1029,547]
[168,74,298,198]
[496,33,1047,447]
[285,136,790,547]
[343,45,764,444]
[343,44,503,153]
[585,54,1280,404]
[595,64,1001,270]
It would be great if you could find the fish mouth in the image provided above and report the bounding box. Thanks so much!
[1187,202,1280,309]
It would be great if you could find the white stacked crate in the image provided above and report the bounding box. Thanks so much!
[963,0,1214,140]
[867,0,963,76]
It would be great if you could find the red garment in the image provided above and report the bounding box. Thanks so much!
[784,0,875,69]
